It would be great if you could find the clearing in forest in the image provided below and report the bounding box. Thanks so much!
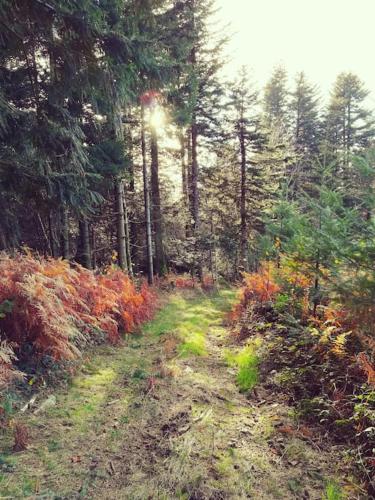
[1,289,351,499]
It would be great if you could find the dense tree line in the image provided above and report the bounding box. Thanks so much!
[1,0,375,286]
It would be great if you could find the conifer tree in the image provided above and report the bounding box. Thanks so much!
[168,0,225,277]
[325,72,375,168]
[150,112,168,276]
[291,72,321,155]
[0,0,102,253]
[263,65,290,143]
[289,72,322,195]
[228,67,262,273]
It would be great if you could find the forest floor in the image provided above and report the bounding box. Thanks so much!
[0,289,356,499]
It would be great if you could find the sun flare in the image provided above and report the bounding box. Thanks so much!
[149,107,166,129]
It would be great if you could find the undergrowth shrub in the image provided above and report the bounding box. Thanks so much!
[230,263,280,322]
[0,342,23,390]
[231,259,375,493]
[0,252,156,387]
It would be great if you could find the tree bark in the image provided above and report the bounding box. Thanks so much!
[141,104,154,284]
[179,130,189,207]
[150,124,167,276]
[37,213,52,255]
[48,212,59,258]
[110,79,132,275]
[191,122,199,232]
[0,230,7,251]
[186,128,193,238]
[78,219,92,269]
[190,118,202,280]
[61,207,69,259]
[115,178,128,271]
[127,112,137,272]
[239,124,248,273]
[123,188,133,276]
[91,226,97,269]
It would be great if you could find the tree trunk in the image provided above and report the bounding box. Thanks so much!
[313,214,322,316]
[110,81,132,275]
[191,122,199,232]
[141,104,154,284]
[239,125,248,273]
[150,125,167,276]
[91,226,97,269]
[127,112,137,272]
[191,118,202,280]
[186,129,193,238]
[0,230,7,251]
[48,212,59,258]
[78,219,92,269]
[123,188,133,276]
[61,207,69,259]
[37,213,52,255]
[115,178,128,271]
[346,100,352,168]
[209,214,216,281]
[313,250,320,316]
[179,130,189,207]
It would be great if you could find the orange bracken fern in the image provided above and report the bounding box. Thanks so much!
[0,253,156,385]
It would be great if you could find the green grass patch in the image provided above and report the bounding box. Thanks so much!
[143,289,236,358]
[324,481,343,500]
[142,294,190,337]
[224,340,261,392]
[178,331,207,357]
[132,368,148,379]
[0,452,16,472]
[47,439,61,452]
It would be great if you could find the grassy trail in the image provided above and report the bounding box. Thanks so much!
[1,289,345,499]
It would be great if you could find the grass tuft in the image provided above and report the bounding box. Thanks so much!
[224,340,261,392]
[324,481,343,500]
[178,332,207,357]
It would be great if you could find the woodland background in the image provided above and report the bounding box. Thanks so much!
[0,0,375,494]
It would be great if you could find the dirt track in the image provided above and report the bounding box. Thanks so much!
[1,290,352,499]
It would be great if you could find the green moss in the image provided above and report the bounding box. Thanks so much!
[75,367,117,389]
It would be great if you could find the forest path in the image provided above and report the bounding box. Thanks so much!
[1,289,345,499]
